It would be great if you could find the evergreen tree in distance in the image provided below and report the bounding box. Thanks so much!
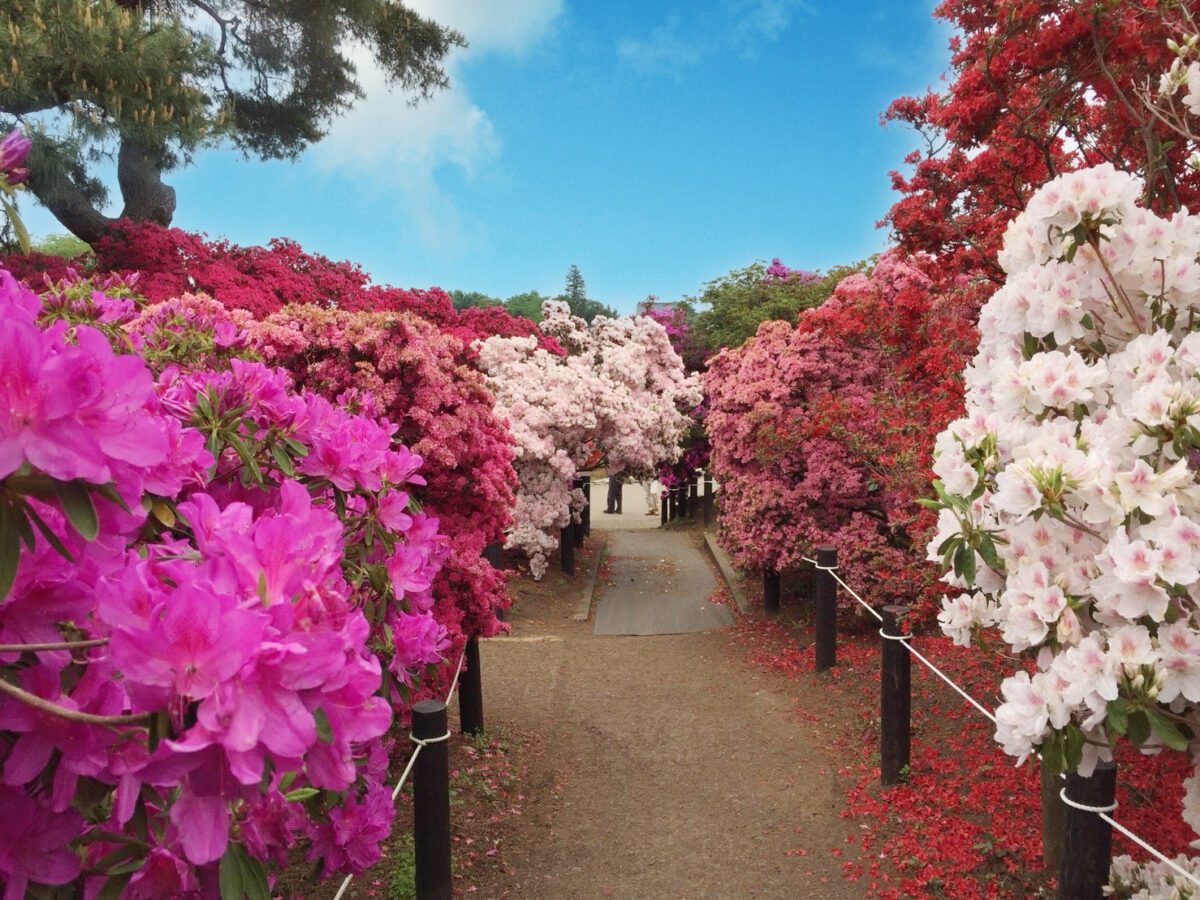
[1,0,462,244]
[557,263,617,323]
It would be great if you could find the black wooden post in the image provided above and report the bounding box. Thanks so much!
[412,699,451,900]
[482,542,502,569]
[660,490,668,526]
[1058,760,1117,899]
[688,475,698,516]
[1042,757,1065,870]
[679,484,689,518]
[458,636,484,736]
[703,473,713,526]
[763,569,780,615]
[559,525,575,576]
[571,477,584,546]
[815,546,837,672]
[668,486,677,521]
[880,605,911,786]
[581,474,591,537]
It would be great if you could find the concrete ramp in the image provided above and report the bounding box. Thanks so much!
[592,530,732,635]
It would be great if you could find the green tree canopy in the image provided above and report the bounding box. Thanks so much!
[1,0,462,243]
[691,259,865,351]
[503,290,546,322]
[32,231,93,258]
[450,289,502,310]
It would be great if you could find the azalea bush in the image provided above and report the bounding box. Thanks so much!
[255,303,517,652]
[4,225,525,669]
[705,252,974,618]
[925,159,1200,883]
[0,269,453,895]
[479,301,701,577]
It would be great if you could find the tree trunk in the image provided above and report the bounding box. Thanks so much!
[26,171,114,246]
[26,136,176,245]
[118,138,176,227]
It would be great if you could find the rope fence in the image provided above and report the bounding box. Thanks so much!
[332,636,481,900]
[787,547,1200,895]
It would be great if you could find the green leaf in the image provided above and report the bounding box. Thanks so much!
[283,437,309,457]
[242,854,270,900]
[1105,698,1129,736]
[2,199,29,253]
[1040,733,1063,774]
[269,443,295,476]
[0,503,20,600]
[219,843,271,900]
[226,434,263,486]
[54,479,99,540]
[978,533,1000,570]
[1146,708,1189,751]
[953,543,976,584]
[1064,725,1084,771]
[92,482,132,512]
[219,843,245,899]
[1127,709,1151,745]
[314,707,333,744]
[283,787,320,802]
[13,502,35,551]
[23,502,73,561]
[97,873,134,900]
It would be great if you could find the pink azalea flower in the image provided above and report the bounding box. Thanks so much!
[0,785,83,898]
[110,582,265,703]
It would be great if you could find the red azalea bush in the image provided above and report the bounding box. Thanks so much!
[705,252,976,623]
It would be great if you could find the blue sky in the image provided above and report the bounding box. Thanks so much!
[23,1,952,314]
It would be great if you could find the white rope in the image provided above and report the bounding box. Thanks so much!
[828,568,884,623]
[1099,811,1200,888]
[900,637,998,725]
[1058,788,1118,815]
[332,645,468,900]
[800,555,884,622]
[802,554,1200,889]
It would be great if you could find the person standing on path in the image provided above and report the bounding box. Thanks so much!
[641,479,658,515]
[605,471,623,513]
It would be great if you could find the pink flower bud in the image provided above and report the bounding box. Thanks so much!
[0,128,31,174]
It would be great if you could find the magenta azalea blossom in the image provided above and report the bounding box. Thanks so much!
[0,785,83,899]
[110,582,265,703]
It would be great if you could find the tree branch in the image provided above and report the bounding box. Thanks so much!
[0,676,150,725]
[0,638,108,652]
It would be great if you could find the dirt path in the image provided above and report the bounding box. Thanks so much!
[476,527,863,899]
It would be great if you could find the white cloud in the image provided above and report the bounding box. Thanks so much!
[404,0,563,55]
[308,0,565,254]
[311,45,499,254]
[619,1,810,77]
[617,17,706,77]
[731,0,810,52]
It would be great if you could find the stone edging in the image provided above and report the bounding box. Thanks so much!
[573,533,608,622]
[702,531,749,614]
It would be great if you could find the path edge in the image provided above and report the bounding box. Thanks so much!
[703,531,749,614]
[573,533,608,621]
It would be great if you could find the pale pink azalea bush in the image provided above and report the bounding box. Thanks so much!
[704,251,973,615]
[0,270,451,896]
[479,301,701,577]
[926,161,1200,856]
